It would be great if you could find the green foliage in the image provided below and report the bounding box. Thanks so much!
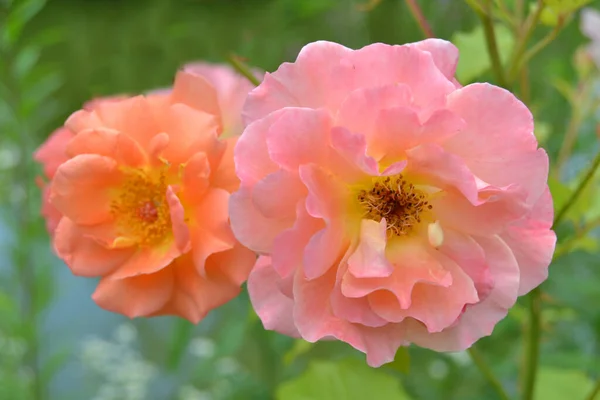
[284,340,314,365]
[385,347,411,374]
[540,0,594,25]
[534,368,595,399]
[452,24,514,83]
[276,359,412,400]
[0,0,46,49]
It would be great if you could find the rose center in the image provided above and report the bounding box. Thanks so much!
[357,174,432,236]
[110,169,170,246]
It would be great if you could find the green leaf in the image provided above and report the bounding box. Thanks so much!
[276,359,412,400]
[166,319,195,371]
[547,175,599,224]
[13,45,40,80]
[284,339,314,365]
[0,290,18,330]
[40,348,70,386]
[540,0,592,26]
[552,78,576,104]
[534,368,594,400]
[534,120,551,144]
[281,0,337,19]
[385,347,410,374]
[215,312,249,357]
[548,176,570,216]
[1,0,47,48]
[571,235,599,253]
[452,24,514,83]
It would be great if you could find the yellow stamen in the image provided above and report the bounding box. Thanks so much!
[357,174,432,236]
[110,168,171,246]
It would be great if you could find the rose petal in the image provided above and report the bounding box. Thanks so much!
[248,256,300,337]
[405,235,520,351]
[54,217,134,277]
[409,39,459,80]
[266,108,332,171]
[347,219,394,278]
[50,154,123,225]
[93,266,175,318]
[229,185,294,254]
[189,188,236,274]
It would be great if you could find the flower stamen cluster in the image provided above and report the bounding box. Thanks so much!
[110,168,170,247]
[357,175,432,236]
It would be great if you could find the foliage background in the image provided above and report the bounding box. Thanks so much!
[0,0,599,399]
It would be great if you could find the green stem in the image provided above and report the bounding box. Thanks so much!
[474,1,509,89]
[522,288,541,400]
[521,149,600,400]
[494,0,517,29]
[228,54,261,87]
[555,109,583,176]
[517,18,564,71]
[1,47,44,400]
[586,377,600,400]
[555,81,595,175]
[468,347,511,400]
[554,150,600,227]
[166,319,195,371]
[507,0,544,83]
[553,217,600,258]
[515,0,524,22]
[404,0,434,38]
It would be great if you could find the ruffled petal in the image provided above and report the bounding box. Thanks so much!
[188,188,236,274]
[252,169,307,219]
[34,127,74,179]
[66,128,147,167]
[92,266,175,318]
[243,41,354,123]
[234,110,285,184]
[54,217,134,277]
[169,70,221,129]
[444,83,537,159]
[229,186,294,254]
[248,256,300,337]
[405,235,520,351]
[266,108,332,171]
[50,154,123,225]
[347,219,393,278]
[272,201,323,278]
[409,39,459,80]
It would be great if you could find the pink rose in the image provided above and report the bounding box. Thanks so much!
[230,40,556,366]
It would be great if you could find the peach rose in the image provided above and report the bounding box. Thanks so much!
[45,70,255,322]
[34,97,126,234]
[230,40,556,366]
[183,62,260,138]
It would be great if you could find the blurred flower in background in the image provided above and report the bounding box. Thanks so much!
[81,324,156,400]
[581,8,600,69]
[34,67,256,323]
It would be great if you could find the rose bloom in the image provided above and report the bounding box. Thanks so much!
[230,40,556,366]
[34,65,257,322]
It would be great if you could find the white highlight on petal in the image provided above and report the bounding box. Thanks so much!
[428,220,444,248]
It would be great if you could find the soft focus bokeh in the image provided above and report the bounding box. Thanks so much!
[1,0,599,399]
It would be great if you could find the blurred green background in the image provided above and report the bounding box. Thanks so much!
[1,0,600,399]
